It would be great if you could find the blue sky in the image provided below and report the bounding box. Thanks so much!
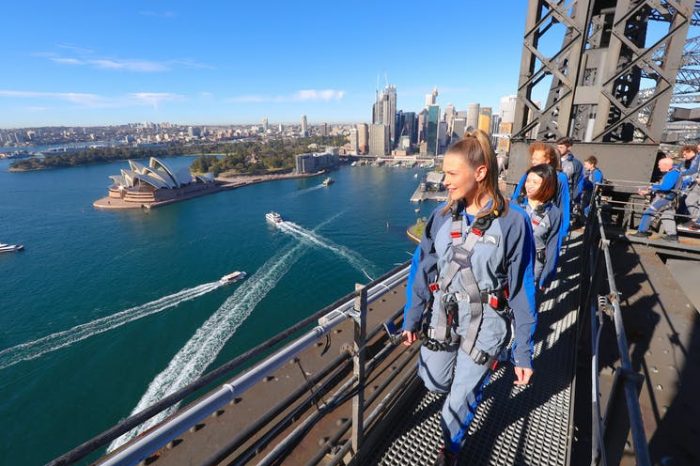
[0,1,528,128]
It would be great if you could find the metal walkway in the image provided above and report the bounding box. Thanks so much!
[370,236,583,466]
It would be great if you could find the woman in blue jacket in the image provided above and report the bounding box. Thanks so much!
[512,141,570,247]
[402,130,537,466]
[512,163,562,293]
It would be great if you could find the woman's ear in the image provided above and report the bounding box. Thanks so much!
[474,164,488,182]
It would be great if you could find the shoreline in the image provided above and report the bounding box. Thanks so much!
[93,170,326,210]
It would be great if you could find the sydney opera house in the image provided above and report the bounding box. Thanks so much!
[105,157,216,205]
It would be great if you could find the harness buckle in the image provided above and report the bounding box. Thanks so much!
[488,294,500,309]
[471,228,484,237]
[428,282,439,293]
[450,231,461,238]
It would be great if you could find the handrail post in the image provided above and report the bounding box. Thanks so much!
[351,284,367,455]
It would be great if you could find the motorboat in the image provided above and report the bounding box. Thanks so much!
[0,243,24,253]
[322,177,334,186]
[220,271,246,284]
[266,211,283,224]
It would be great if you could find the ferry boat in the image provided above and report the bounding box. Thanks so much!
[0,243,24,253]
[266,211,283,224]
[219,271,246,285]
[322,177,334,186]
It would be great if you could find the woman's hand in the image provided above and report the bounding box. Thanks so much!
[402,330,418,346]
[514,366,533,385]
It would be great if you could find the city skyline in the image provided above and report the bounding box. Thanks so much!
[0,1,528,128]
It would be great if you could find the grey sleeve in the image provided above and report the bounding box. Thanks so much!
[540,208,562,289]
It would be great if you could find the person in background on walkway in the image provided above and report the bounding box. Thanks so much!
[580,156,604,219]
[512,163,562,295]
[681,171,700,230]
[682,144,700,188]
[556,137,584,208]
[403,130,537,466]
[513,142,570,250]
[632,156,681,241]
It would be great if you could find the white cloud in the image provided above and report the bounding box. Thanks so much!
[50,57,84,65]
[89,58,168,72]
[0,89,184,109]
[229,89,346,103]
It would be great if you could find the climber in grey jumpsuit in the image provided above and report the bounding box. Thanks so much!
[402,131,537,466]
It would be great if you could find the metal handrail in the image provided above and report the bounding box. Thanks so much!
[97,264,410,466]
[48,261,411,466]
[585,192,651,466]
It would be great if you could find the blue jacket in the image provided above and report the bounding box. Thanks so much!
[680,156,700,190]
[514,171,570,250]
[512,198,562,289]
[651,168,681,193]
[403,202,537,369]
[583,167,604,192]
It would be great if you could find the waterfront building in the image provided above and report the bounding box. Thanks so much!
[107,157,214,204]
[295,151,339,174]
[349,128,359,154]
[369,124,390,156]
[357,123,369,154]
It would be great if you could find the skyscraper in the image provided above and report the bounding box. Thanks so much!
[426,105,440,156]
[301,115,308,137]
[417,109,428,144]
[401,112,418,145]
[478,107,492,134]
[357,123,369,154]
[425,87,439,107]
[499,95,517,123]
[372,85,397,147]
[452,118,466,143]
[444,104,456,135]
[369,124,390,156]
[466,103,480,131]
[262,118,269,132]
[349,127,359,154]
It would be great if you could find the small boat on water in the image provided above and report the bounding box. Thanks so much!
[266,211,283,224]
[220,271,246,285]
[0,243,24,253]
[414,173,419,178]
[322,177,334,186]
[351,161,357,167]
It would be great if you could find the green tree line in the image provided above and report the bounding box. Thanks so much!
[9,136,347,173]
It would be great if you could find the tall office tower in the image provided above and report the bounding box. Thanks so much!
[499,95,517,123]
[401,112,418,145]
[349,127,359,154]
[466,103,480,131]
[451,118,467,143]
[444,104,456,135]
[426,105,440,156]
[417,109,428,144]
[357,123,369,154]
[301,115,308,136]
[425,87,439,107]
[262,118,269,132]
[478,107,492,133]
[383,85,397,147]
[369,124,390,156]
[438,121,449,153]
[321,123,328,137]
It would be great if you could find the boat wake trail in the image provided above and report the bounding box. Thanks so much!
[0,282,223,371]
[109,242,306,452]
[289,184,324,198]
[277,221,375,280]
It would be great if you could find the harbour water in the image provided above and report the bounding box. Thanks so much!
[0,157,432,465]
